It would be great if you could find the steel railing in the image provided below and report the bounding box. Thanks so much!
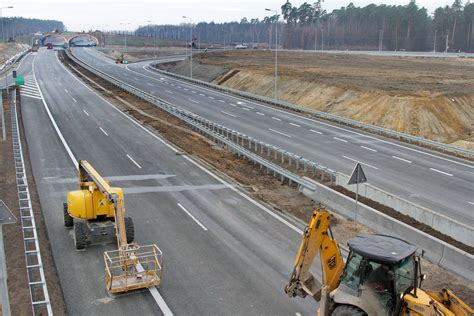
[10,88,52,315]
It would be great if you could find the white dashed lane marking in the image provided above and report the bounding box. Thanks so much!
[342,155,378,169]
[429,168,453,177]
[221,111,237,118]
[289,123,301,127]
[360,145,377,152]
[269,128,291,138]
[392,156,412,164]
[334,137,348,143]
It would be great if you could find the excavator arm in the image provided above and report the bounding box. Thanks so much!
[284,209,344,301]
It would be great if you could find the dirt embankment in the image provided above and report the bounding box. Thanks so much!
[159,50,474,148]
[0,42,28,65]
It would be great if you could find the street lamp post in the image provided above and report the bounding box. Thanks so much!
[120,22,131,51]
[0,6,13,43]
[182,16,193,79]
[147,20,157,59]
[265,8,278,100]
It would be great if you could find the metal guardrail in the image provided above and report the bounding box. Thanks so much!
[66,49,324,190]
[0,48,30,73]
[146,62,474,158]
[10,88,53,315]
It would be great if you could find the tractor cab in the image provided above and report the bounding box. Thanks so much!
[335,234,419,315]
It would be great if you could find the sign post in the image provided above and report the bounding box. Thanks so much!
[347,163,367,220]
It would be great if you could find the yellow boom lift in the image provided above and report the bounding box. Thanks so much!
[64,160,163,293]
[285,209,473,315]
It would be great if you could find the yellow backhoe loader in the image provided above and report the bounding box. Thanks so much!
[64,160,163,293]
[285,209,473,315]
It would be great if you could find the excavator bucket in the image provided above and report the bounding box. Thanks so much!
[104,244,163,293]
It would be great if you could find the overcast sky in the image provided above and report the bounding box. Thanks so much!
[2,0,458,31]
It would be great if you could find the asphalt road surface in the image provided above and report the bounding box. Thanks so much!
[72,47,474,228]
[17,48,317,315]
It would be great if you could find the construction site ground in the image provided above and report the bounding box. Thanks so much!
[156,50,474,149]
[0,91,66,314]
[60,52,474,305]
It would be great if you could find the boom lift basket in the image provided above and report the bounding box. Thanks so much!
[104,244,163,293]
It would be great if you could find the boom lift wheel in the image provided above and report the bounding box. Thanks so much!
[74,222,87,250]
[125,217,135,243]
[331,305,366,316]
[63,203,73,227]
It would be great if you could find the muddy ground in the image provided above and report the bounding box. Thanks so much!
[0,91,66,314]
[61,52,474,305]
[157,50,474,148]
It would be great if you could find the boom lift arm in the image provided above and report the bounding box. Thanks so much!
[67,160,163,293]
[284,210,344,301]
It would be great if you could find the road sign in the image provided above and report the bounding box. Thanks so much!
[348,163,367,185]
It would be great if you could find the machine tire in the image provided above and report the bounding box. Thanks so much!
[74,222,87,250]
[332,305,367,316]
[63,203,73,227]
[125,217,135,243]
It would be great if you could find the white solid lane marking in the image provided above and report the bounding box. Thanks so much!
[177,203,208,231]
[334,137,348,143]
[165,90,173,94]
[83,110,89,116]
[218,100,225,103]
[272,117,281,121]
[127,154,142,169]
[221,111,237,118]
[360,145,377,152]
[242,107,250,111]
[342,155,378,169]
[429,168,453,177]
[189,99,199,104]
[392,156,412,163]
[256,112,265,116]
[269,128,291,138]
[148,287,173,316]
[33,60,78,169]
[310,129,322,134]
[99,127,109,136]
[289,123,301,127]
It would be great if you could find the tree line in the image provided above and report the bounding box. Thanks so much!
[135,0,474,52]
[1,17,65,41]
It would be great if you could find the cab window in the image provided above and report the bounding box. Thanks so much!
[340,251,363,290]
[395,256,415,294]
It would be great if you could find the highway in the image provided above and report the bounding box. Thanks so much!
[72,47,474,228]
[17,48,317,314]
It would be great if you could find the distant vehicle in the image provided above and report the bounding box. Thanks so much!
[235,44,248,49]
[46,43,53,49]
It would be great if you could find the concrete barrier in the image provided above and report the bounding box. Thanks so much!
[335,173,473,247]
[300,177,474,282]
